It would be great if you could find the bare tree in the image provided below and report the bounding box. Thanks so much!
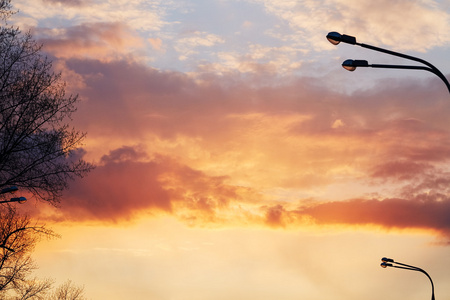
[0,0,12,20]
[49,280,87,300]
[0,206,87,299]
[0,2,91,298]
[1,278,86,300]
[0,205,56,296]
[6,277,54,300]
[0,0,92,204]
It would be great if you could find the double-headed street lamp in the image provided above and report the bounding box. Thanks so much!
[0,186,26,204]
[381,257,435,300]
[326,31,450,94]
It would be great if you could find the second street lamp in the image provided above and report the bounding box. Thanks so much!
[380,257,435,300]
[326,31,450,94]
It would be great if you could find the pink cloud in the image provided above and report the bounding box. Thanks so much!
[65,57,449,145]
[37,22,143,60]
[370,160,432,181]
[298,195,450,238]
[34,146,259,223]
[259,168,450,240]
[64,58,450,181]
[42,0,88,6]
[58,147,172,221]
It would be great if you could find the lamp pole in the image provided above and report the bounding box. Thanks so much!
[326,31,450,94]
[380,257,435,300]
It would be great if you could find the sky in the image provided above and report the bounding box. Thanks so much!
[7,0,450,299]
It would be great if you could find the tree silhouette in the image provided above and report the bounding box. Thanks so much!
[0,205,56,295]
[0,206,88,299]
[0,1,91,298]
[50,280,87,300]
[0,0,92,204]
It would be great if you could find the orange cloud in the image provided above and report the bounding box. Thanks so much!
[26,54,450,240]
[32,146,261,224]
[296,195,450,238]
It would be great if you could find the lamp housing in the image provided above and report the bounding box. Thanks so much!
[1,186,18,194]
[342,59,369,71]
[10,197,26,204]
[326,32,357,45]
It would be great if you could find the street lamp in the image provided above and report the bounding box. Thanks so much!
[0,186,26,204]
[326,31,450,93]
[0,197,27,204]
[380,257,435,300]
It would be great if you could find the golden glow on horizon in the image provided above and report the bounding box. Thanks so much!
[33,216,444,300]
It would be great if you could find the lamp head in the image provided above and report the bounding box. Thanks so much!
[342,59,369,71]
[10,197,26,204]
[381,257,394,263]
[326,32,342,45]
[381,262,393,268]
[0,186,18,194]
[326,32,357,45]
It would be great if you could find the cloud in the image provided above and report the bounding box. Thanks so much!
[252,0,450,51]
[257,166,450,240]
[148,38,164,52]
[56,147,172,222]
[35,141,450,241]
[18,44,450,241]
[42,0,89,7]
[297,194,450,239]
[207,44,305,75]
[253,169,450,242]
[37,22,144,60]
[175,31,225,61]
[15,0,167,32]
[21,57,450,242]
[33,146,262,223]
[370,160,432,181]
[53,57,450,192]
[16,0,450,80]
[7,2,450,280]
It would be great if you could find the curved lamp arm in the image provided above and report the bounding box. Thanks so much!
[341,59,450,92]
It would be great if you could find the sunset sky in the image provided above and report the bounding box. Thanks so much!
[8,0,450,299]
